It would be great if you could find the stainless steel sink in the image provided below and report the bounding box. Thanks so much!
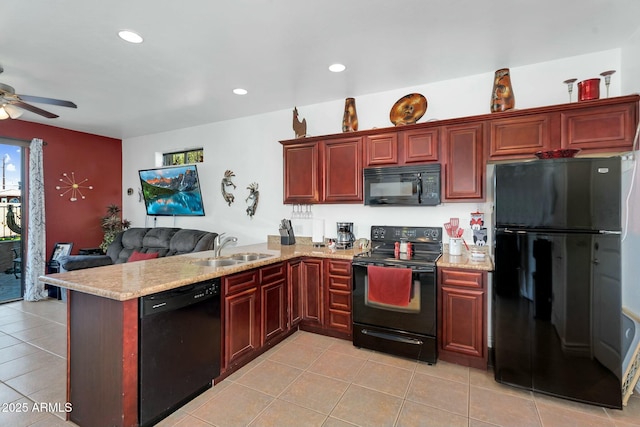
[192,259,242,268]
[229,253,274,262]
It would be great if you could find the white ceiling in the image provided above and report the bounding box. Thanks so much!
[2,0,639,139]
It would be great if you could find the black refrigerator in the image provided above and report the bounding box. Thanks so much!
[493,157,623,409]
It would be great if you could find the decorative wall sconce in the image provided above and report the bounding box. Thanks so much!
[56,172,93,201]
[221,170,236,206]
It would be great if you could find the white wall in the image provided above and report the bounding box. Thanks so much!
[122,49,622,247]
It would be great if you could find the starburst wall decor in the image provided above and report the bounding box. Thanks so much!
[55,172,93,202]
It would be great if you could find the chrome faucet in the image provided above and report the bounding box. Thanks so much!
[214,233,238,257]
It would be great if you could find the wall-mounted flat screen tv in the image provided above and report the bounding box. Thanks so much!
[138,165,205,216]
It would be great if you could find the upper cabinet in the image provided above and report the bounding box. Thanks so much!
[282,95,639,204]
[442,123,484,201]
[323,137,363,203]
[488,113,555,159]
[561,100,637,152]
[488,95,638,160]
[282,136,363,204]
[364,128,438,166]
[283,142,320,203]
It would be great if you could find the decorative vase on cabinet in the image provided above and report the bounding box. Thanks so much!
[490,68,515,113]
[342,97,358,132]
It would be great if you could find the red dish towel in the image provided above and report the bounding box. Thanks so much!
[367,265,412,306]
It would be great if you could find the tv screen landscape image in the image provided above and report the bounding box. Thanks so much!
[138,165,205,216]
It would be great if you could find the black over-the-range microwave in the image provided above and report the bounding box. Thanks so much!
[363,164,441,206]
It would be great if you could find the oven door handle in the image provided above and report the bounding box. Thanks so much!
[360,328,424,346]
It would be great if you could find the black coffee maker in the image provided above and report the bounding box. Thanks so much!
[336,222,355,249]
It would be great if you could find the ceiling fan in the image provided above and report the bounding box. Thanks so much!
[0,65,77,120]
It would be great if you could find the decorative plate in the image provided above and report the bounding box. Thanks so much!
[390,93,427,125]
[534,149,581,159]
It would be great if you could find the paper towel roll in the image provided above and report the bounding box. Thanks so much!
[312,219,325,244]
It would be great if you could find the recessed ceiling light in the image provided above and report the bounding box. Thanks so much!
[233,88,248,95]
[329,63,346,73]
[118,30,143,44]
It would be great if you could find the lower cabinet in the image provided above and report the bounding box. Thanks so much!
[222,258,354,376]
[222,262,288,373]
[288,257,353,340]
[437,267,488,369]
[223,270,260,372]
[325,259,352,338]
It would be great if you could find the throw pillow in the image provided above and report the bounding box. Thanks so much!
[128,251,159,262]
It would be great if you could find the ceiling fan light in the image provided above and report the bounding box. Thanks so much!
[118,30,143,44]
[4,105,23,119]
[0,106,9,120]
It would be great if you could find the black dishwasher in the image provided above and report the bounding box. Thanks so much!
[139,279,221,427]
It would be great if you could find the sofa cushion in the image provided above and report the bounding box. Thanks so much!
[128,250,159,262]
[168,229,216,256]
[59,255,113,271]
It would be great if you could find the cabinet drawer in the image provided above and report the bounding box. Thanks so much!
[440,269,483,289]
[224,270,259,294]
[328,275,351,292]
[327,260,351,276]
[327,309,351,333]
[260,262,285,283]
[328,289,351,311]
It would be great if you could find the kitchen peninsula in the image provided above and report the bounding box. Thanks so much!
[39,241,492,427]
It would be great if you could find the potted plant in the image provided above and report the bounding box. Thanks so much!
[99,204,131,253]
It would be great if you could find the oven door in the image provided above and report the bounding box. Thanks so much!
[352,262,437,362]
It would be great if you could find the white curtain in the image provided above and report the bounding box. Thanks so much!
[24,138,47,301]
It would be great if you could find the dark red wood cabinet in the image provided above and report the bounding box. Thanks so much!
[437,267,488,370]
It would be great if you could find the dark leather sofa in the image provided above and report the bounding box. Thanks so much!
[58,227,217,272]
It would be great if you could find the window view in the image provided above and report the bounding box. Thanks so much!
[162,148,203,166]
[0,144,23,302]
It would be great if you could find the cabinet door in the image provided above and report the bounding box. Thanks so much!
[442,123,484,200]
[561,102,637,152]
[437,268,487,369]
[287,260,303,328]
[325,260,352,337]
[401,127,439,163]
[283,142,320,203]
[488,113,554,159]
[223,286,259,370]
[260,263,287,345]
[261,279,287,345]
[323,137,363,202]
[301,258,323,326]
[365,132,398,166]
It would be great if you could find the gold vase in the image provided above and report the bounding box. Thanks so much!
[342,98,358,132]
[490,68,515,113]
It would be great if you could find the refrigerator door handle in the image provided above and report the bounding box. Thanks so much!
[599,230,621,235]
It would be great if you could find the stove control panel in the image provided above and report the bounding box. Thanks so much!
[370,226,442,244]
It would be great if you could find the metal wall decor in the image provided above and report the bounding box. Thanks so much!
[293,107,307,138]
[221,170,236,206]
[56,172,93,201]
[245,183,259,218]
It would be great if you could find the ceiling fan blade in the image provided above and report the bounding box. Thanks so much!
[17,94,77,108]
[10,100,59,118]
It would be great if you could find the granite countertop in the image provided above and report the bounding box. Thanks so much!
[38,241,366,301]
[39,239,493,302]
[438,244,494,271]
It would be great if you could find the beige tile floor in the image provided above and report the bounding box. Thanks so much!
[0,298,639,427]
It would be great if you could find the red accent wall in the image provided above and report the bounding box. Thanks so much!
[0,119,122,256]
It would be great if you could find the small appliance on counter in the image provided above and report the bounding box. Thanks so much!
[279,219,295,245]
[336,222,355,249]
